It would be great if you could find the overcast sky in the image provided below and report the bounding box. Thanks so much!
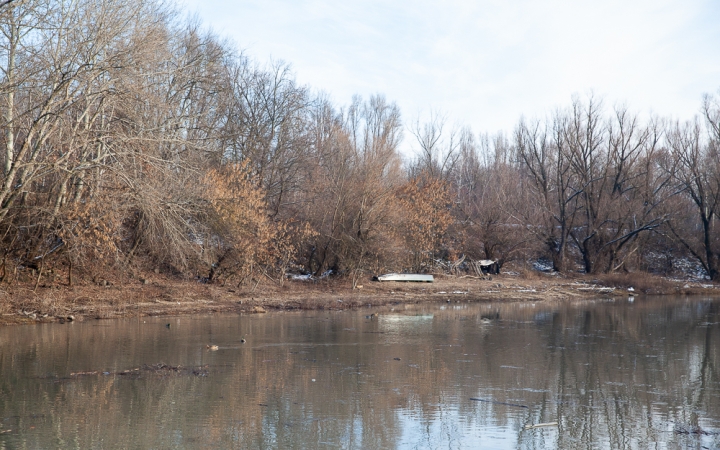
[182,0,720,150]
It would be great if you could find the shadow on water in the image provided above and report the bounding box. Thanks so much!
[0,296,719,448]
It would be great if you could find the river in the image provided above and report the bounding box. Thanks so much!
[1,296,719,449]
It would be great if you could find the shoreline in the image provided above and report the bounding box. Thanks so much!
[1,273,718,325]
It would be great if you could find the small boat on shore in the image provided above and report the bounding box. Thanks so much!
[375,273,434,282]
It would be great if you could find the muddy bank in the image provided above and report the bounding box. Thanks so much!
[0,273,717,325]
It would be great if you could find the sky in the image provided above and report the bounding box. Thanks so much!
[181,0,720,152]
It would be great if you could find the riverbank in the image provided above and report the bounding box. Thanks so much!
[0,271,717,325]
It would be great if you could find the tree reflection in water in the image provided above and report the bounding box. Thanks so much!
[0,296,719,448]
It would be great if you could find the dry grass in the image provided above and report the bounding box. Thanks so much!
[593,272,681,294]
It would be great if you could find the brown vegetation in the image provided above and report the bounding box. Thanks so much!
[0,0,719,320]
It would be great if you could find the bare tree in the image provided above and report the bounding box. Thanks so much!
[297,95,404,285]
[515,116,579,272]
[514,97,670,274]
[221,59,311,218]
[666,93,720,280]
[0,0,237,279]
[408,112,462,182]
[110,16,231,271]
[451,131,530,270]
[562,98,667,273]
[0,0,177,269]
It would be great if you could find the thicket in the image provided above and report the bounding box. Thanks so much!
[1,0,719,287]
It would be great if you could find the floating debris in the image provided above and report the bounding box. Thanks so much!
[69,363,210,378]
[674,425,720,436]
[69,371,98,377]
[470,397,528,408]
[524,422,558,429]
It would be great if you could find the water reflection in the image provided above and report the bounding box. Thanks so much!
[0,296,719,448]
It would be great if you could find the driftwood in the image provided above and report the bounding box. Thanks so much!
[674,425,720,436]
[524,422,558,429]
[469,397,528,408]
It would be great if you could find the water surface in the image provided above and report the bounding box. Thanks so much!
[1,296,719,448]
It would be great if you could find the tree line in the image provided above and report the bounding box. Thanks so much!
[1,0,719,286]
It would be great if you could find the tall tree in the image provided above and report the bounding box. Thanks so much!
[562,99,667,273]
[516,116,578,272]
[667,93,720,280]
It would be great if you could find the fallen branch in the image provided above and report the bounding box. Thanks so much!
[674,425,720,436]
[524,422,558,429]
[469,397,528,408]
